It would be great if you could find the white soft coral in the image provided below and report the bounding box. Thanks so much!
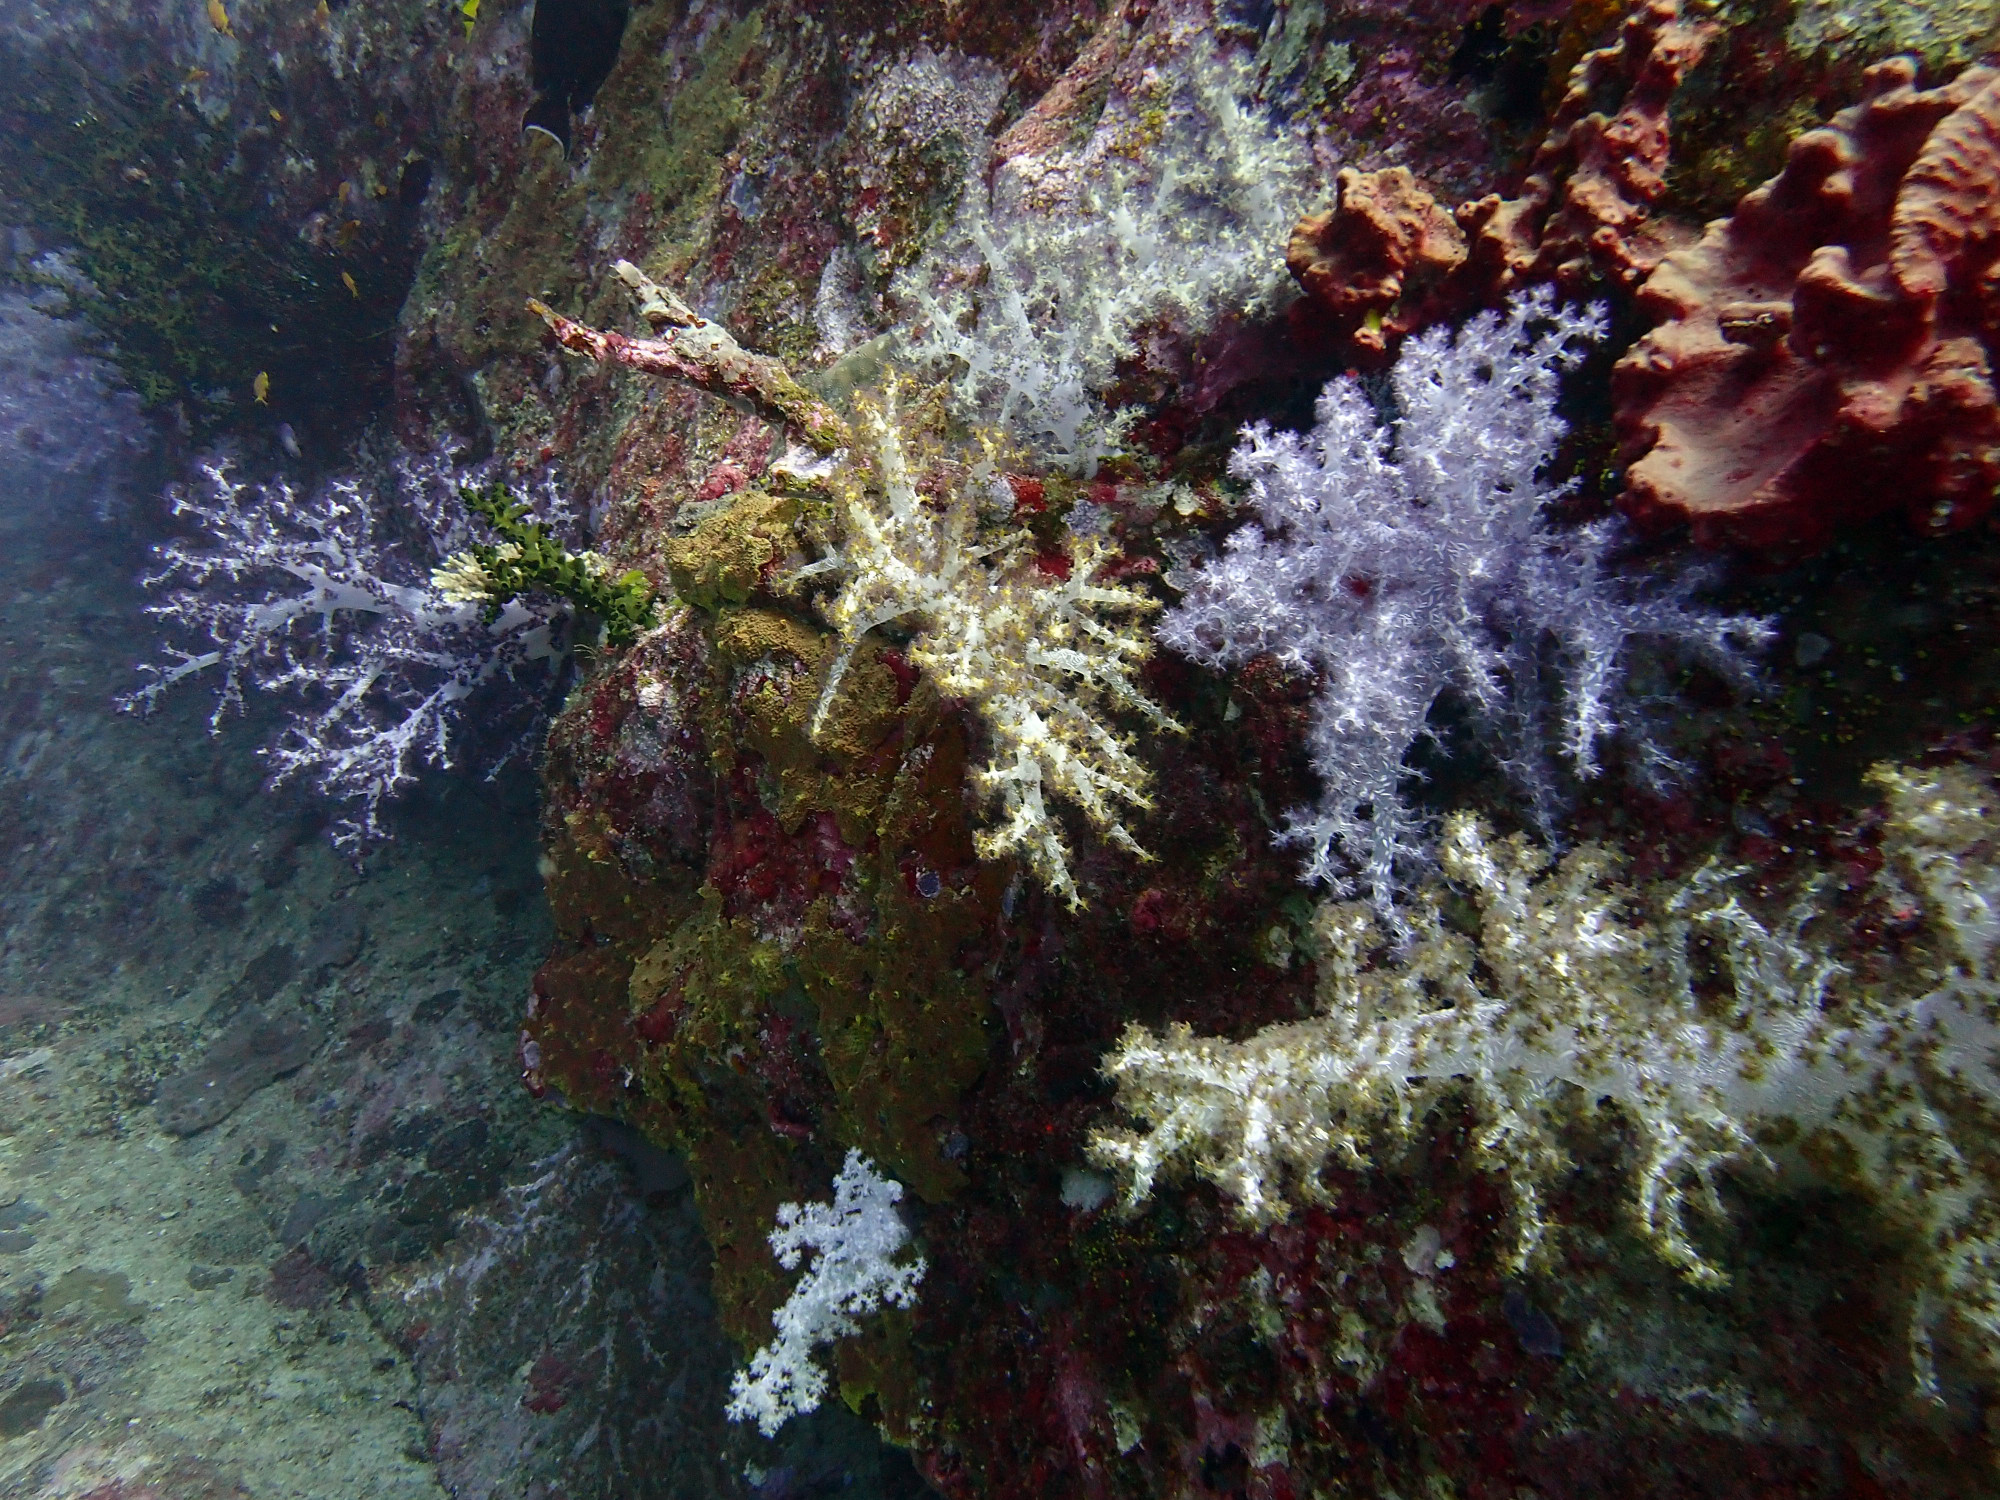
[725,1152,927,1437]
[811,388,1179,907]
[1161,288,1773,917]
[122,451,569,850]
[1092,764,2000,1387]
[892,37,1315,474]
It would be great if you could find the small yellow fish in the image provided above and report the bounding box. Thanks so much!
[268,107,283,123]
[335,219,361,248]
[312,0,329,25]
[184,66,209,83]
[252,371,270,404]
[341,271,359,298]
[207,0,231,37]
[459,0,477,38]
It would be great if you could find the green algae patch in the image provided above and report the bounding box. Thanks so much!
[596,9,766,262]
[664,490,799,611]
[800,722,996,1204]
[544,803,695,953]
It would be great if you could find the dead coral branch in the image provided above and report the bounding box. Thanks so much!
[530,262,851,455]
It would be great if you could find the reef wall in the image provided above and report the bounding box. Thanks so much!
[12,0,2000,1495]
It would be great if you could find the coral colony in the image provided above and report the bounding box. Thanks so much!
[1091,771,2000,1381]
[810,387,1179,906]
[1162,289,1773,916]
[726,1152,927,1436]
[893,41,1316,472]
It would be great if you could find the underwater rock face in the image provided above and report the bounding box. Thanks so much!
[431,3,2000,1496]
[19,0,2000,1493]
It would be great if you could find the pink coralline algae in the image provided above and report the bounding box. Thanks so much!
[1615,58,2000,558]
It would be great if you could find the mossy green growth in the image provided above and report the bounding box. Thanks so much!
[1782,0,2000,71]
[0,54,407,426]
[441,482,659,647]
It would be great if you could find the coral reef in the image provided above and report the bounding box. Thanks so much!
[44,0,2000,1492]
[1162,289,1769,915]
[388,3,2000,1494]
[533,258,1180,903]
[124,452,571,848]
[1094,759,2000,1382]
[1616,59,2000,558]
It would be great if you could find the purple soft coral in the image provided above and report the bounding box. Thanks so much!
[122,450,572,851]
[1160,288,1772,917]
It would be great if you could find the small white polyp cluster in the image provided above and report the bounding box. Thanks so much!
[725,1151,927,1438]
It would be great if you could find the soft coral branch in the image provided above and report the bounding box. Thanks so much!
[122,451,571,850]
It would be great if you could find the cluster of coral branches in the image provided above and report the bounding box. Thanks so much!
[811,388,1180,906]
[124,452,571,849]
[1162,288,1770,916]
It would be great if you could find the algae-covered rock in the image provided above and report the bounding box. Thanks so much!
[154,1008,321,1136]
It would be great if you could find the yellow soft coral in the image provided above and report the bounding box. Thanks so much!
[1092,766,2000,1385]
[809,387,1180,906]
